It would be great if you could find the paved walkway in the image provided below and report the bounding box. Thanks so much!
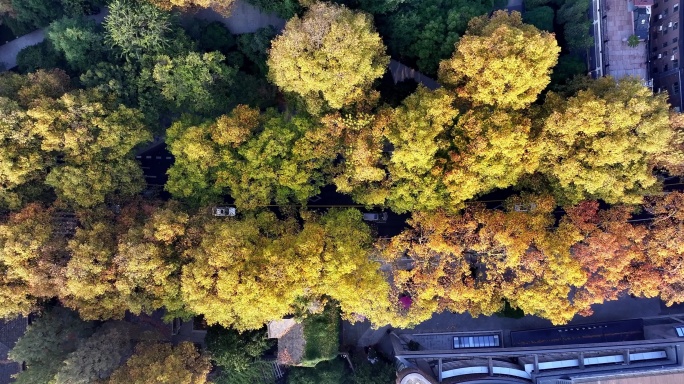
[186,0,285,34]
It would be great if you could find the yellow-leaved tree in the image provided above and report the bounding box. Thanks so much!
[267,2,389,112]
[0,203,62,318]
[438,10,560,110]
[539,77,673,204]
[385,86,458,213]
[445,107,542,204]
[108,342,211,384]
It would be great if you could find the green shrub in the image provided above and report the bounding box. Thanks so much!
[301,304,340,367]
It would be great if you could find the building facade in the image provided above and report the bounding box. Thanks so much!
[392,317,684,384]
[651,0,684,110]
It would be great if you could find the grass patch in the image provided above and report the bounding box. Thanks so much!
[300,303,340,367]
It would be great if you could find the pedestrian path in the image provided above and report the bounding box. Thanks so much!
[187,0,285,34]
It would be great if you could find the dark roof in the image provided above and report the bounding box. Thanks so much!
[635,7,650,40]
[0,317,27,361]
[0,362,21,384]
[510,319,644,348]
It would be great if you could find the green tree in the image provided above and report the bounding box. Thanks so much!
[539,77,674,204]
[378,0,491,75]
[267,2,389,112]
[9,308,95,384]
[237,26,277,76]
[15,41,64,74]
[195,21,236,53]
[47,16,105,72]
[108,341,211,384]
[54,322,134,384]
[206,326,274,383]
[556,0,593,51]
[152,51,236,115]
[351,354,395,384]
[6,0,63,34]
[245,0,301,19]
[288,358,348,384]
[438,10,560,110]
[522,5,554,32]
[104,0,173,60]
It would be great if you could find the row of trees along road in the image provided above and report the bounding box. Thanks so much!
[0,1,684,334]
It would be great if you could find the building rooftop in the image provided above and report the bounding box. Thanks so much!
[634,7,651,40]
[634,0,654,6]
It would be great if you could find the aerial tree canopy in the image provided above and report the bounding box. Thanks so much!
[60,200,188,320]
[47,16,105,72]
[180,211,301,331]
[385,86,457,213]
[378,0,492,74]
[0,203,62,318]
[152,51,237,116]
[267,2,389,112]
[326,109,392,207]
[444,107,541,205]
[108,341,211,384]
[539,77,674,205]
[166,106,335,209]
[104,0,174,60]
[27,90,151,207]
[438,10,560,110]
[383,194,587,326]
[9,308,95,384]
[180,209,391,330]
[0,70,72,209]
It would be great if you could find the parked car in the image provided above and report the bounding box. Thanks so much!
[362,212,388,222]
[213,207,236,217]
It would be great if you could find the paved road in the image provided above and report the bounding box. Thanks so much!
[186,0,285,34]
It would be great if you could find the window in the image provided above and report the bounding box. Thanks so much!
[675,22,680,30]
[677,326,684,337]
[454,335,501,349]
[675,3,680,11]
[674,47,679,54]
[675,60,680,68]
[675,82,681,95]
[665,64,670,70]
[665,8,670,16]
[653,46,659,52]
[675,37,679,43]
[665,41,670,48]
